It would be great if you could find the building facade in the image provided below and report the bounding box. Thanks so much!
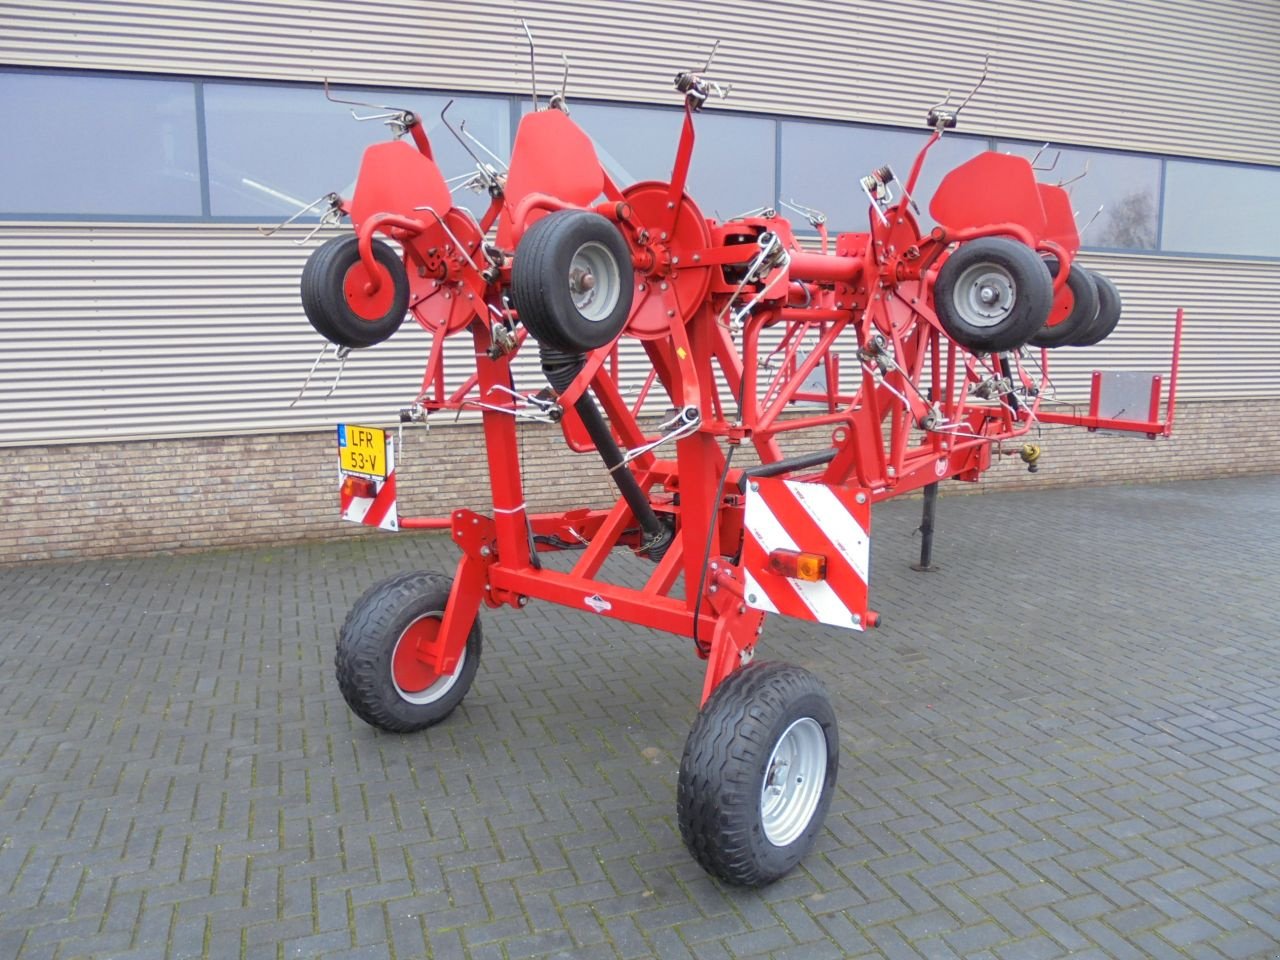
[1,1,1278,564]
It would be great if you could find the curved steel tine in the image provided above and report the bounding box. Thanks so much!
[955,55,991,115]
[1030,143,1061,171]
[440,100,489,173]
[323,77,397,112]
[521,19,539,111]
[702,39,721,74]
[459,119,509,171]
[1058,158,1091,187]
[257,192,341,238]
[1078,204,1105,236]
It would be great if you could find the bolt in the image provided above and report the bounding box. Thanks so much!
[709,585,717,594]
[887,466,896,477]
[672,257,680,265]
[660,232,668,240]
[852,613,862,625]
[660,282,668,291]
[710,562,718,570]
[738,605,746,615]
[667,201,675,210]
[750,482,759,492]
[693,254,701,262]
[747,593,758,604]
[518,596,528,607]
[479,545,491,556]
[639,283,646,292]
[855,492,867,504]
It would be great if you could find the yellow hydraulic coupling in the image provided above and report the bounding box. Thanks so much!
[1019,443,1041,473]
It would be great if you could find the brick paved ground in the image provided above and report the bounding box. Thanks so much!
[2,476,1279,960]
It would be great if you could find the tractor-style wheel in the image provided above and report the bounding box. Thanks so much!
[1072,270,1122,346]
[511,210,635,353]
[301,234,409,349]
[677,662,838,887]
[934,237,1053,353]
[1029,259,1100,349]
[335,570,481,733]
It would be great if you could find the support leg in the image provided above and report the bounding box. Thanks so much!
[911,481,939,572]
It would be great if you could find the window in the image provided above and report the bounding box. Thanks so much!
[781,121,987,232]
[0,72,200,216]
[203,83,509,219]
[570,103,776,220]
[996,142,1160,251]
[1162,159,1280,258]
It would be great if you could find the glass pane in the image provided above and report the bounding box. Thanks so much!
[569,103,776,221]
[0,72,200,216]
[1162,160,1280,258]
[204,83,509,219]
[997,142,1160,251]
[781,121,987,232]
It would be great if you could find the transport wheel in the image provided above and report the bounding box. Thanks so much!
[301,234,409,349]
[511,210,635,353]
[677,661,838,887]
[335,570,481,733]
[1029,260,1099,348]
[1072,270,1122,346]
[934,237,1052,353]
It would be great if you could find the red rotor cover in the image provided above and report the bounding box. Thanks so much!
[622,181,713,340]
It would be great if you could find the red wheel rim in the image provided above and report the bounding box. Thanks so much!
[343,259,396,322]
[391,614,443,695]
[1044,283,1075,329]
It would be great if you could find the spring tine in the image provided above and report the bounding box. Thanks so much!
[325,346,352,399]
[1058,158,1091,187]
[459,119,510,172]
[522,19,539,111]
[257,192,340,238]
[955,55,991,115]
[290,342,331,407]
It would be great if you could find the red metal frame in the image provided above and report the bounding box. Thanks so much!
[318,74,1183,705]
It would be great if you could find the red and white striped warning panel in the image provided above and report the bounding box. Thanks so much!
[337,423,399,532]
[741,477,871,631]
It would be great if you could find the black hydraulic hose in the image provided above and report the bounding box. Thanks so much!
[541,347,671,556]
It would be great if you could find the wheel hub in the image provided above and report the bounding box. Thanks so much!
[568,241,620,322]
[760,717,827,847]
[391,614,465,705]
[953,262,1017,328]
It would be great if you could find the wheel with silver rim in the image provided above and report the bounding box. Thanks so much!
[678,661,838,887]
[511,210,635,353]
[934,236,1052,353]
[335,570,481,733]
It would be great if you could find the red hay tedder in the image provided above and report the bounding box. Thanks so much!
[284,45,1182,886]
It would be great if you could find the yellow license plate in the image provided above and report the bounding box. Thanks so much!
[337,424,389,478]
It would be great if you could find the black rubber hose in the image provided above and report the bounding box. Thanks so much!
[541,347,672,558]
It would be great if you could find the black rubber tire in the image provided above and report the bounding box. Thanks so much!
[335,570,481,733]
[1029,259,1100,349]
[934,237,1053,353]
[301,234,409,349]
[1072,270,1122,347]
[677,661,838,887]
[511,210,635,353]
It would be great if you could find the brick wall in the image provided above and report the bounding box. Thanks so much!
[3,398,1278,565]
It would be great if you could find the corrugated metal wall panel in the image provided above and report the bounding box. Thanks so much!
[1,223,1275,447]
[0,222,634,444]
[1,0,1276,163]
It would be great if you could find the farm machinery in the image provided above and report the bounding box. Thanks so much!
[286,48,1180,886]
